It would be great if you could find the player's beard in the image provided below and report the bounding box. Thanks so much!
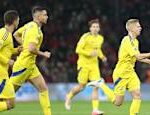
[41,19,47,26]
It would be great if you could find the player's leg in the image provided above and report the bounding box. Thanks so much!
[28,66,51,115]
[65,67,89,110]
[92,87,105,115]
[10,65,29,92]
[0,79,15,111]
[130,89,141,115]
[92,87,99,110]
[29,76,51,115]
[65,83,86,110]
[87,79,116,103]
[128,73,141,115]
[87,77,127,106]
[90,67,104,115]
[112,77,128,106]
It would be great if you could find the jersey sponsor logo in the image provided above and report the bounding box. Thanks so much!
[2,31,9,41]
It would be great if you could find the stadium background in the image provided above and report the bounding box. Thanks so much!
[0,0,150,115]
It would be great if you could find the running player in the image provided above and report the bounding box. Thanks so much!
[65,19,107,115]
[10,6,51,115]
[87,19,150,115]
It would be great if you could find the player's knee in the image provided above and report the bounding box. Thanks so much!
[133,91,141,99]
[114,102,123,106]
[79,84,85,91]
[114,99,123,106]
[39,84,48,92]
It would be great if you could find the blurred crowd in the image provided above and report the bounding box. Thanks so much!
[0,0,150,83]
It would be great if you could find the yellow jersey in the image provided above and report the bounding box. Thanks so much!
[0,28,16,79]
[76,32,105,68]
[14,21,43,68]
[113,35,140,78]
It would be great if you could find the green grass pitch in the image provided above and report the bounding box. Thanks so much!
[1,101,149,115]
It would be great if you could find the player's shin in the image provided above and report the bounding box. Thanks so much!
[39,90,51,115]
[68,84,85,99]
[92,88,99,110]
[100,84,115,102]
[130,99,141,115]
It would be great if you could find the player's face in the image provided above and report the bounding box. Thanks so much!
[39,10,48,24]
[90,23,100,34]
[130,22,142,36]
[134,22,142,36]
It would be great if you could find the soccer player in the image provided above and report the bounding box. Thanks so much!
[87,19,150,115]
[9,6,51,115]
[0,10,20,111]
[65,19,107,115]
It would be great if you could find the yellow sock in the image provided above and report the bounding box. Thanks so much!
[39,90,51,115]
[130,99,141,115]
[67,92,73,99]
[0,101,7,111]
[100,84,115,102]
[92,100,99,110]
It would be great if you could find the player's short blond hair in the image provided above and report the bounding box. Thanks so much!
[126,19,139,31]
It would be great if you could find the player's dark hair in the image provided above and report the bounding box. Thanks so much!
[88,19,100,27]
[4,10,19,25]
[32,6,46,15]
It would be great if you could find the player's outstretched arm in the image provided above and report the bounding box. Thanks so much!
[28,42,51,58]
[135,53,150,60]
[138,58,150,64]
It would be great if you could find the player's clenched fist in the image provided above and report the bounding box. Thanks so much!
[43,51,51,58]
[8,59,14,67]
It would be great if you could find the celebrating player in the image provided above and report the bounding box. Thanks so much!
[65,19,107,115]
[87,19,150,115]
[10,6,51,115]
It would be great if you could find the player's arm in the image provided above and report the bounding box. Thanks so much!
[28,42,51,58]
[76,35,91,56]
[128,43,150,60]
[97,37,107,62]
[98,49,107,62]
[0,35,14,65]
[11,46,23,54]
[27,25,51,58]
[137,58,150,64]
[135,53,150,60]
[126,39,150,60]
[13,26,25,44]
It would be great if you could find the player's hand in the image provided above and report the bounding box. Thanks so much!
[102,57,107,63]
[90,50,97,57]
[43,51,51,58]
[8,59,14,67]
[102,57,108,66]
[17,46,23,53]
